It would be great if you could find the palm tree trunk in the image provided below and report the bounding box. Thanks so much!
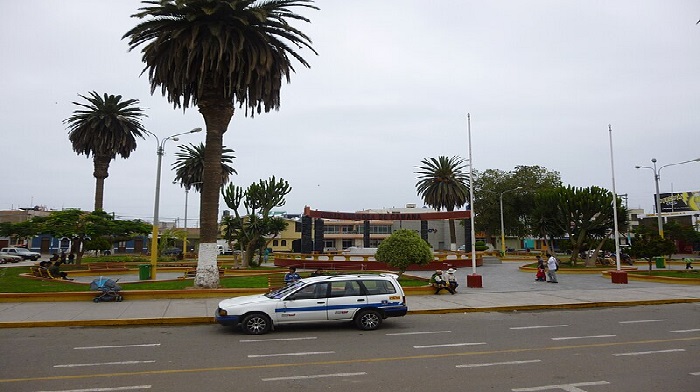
[92,155,111,211]
[447,207,457,250]
[194,89,234,288]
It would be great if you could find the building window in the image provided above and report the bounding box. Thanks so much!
[281,240,287,246]
[342,239,353,249]
[273,240,279,246]
[323,226,340,234]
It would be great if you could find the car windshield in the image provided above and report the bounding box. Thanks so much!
[265,281,305,299]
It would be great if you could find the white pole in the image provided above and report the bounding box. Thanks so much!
[608,125,621,271]
[468,113,477,275]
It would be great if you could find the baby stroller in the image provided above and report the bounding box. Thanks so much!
[90,277,123,302]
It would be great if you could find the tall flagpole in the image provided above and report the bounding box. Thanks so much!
[468,113,477,275]
[608,125,627,284]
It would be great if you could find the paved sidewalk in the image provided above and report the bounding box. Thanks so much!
[1,263,699,328]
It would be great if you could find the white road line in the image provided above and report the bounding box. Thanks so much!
[457,359,541,368]
[74,344,160,350]
[262,372,367,381]
[512,381,609,391]
[54,361,156,368]
[248,351,335,358]
[36,387,151,392]
[613,349,685,356]
[386,331,452,335]
[551,335,616,341]
[240,337,317,342]
[690,372,700,376]
[618,319,662,324]
[670,328,700,333]
[414,342,486,349]
[510,325,568,330]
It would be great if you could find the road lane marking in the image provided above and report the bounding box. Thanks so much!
[54,361,156,368]
[670,328,700,333]
[240,337,317,342]
[512,380,609,391]
[510,325,568,330]
[74,344,160,350]
[386,331,452,335]
[4,336,699,384]
[262,372,366,381]
[618,319,662,324]
[36,386,151,391]
[248,351,334,358]
[613,349,685,356]
[457,359,541,368]
[551,335,616,341]
[414,342,486,349]
[690,372,700,376]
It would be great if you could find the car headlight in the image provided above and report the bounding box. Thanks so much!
[217,308,228,317]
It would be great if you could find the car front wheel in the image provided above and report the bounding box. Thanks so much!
[241,313,271,335]
[354,309,382,331]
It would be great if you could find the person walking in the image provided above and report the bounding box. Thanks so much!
[535,256,547,282]
[546,253,559,283]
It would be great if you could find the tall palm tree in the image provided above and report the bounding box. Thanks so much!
[64,92,148,212]
[123,0,317,288]
[172,142,237,191]
[416,156,470,248]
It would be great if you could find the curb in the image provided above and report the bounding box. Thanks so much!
[3,298,699,329]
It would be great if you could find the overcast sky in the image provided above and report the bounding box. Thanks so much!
[1,0,699,227]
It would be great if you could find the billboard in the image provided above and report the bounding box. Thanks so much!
[659,191,700,212]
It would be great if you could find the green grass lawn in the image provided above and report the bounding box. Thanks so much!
[0,266,429,293]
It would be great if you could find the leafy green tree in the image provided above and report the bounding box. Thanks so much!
[375,229,433,275]
[473,165,561,246]
[628,225,676,273]
[532,186,627,266]
[64,92,148,211]
[124,0,317,288]
[416,156,469,248]
[37,210,151,265]
[221,177,291,269]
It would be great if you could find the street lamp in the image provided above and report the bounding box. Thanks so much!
[150,128,202,279]
[176,181,202,256]
[500,186,522,256]
[635,157,700,238]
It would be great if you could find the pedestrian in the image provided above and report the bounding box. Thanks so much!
[430,270,454,295]
[446,268,459,292]
[284,266,301,284]
[310,267,325,277]
[48,261,72,280]
[685,258,694,270]
[535,256,547,282]
[67,253,75,264]
[546,253,559,283]
[60,251,67,263]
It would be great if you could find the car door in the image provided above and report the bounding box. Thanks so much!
[275,282,329,324]
[326,280,367,321]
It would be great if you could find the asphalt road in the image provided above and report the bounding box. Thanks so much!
[1,303,699,392]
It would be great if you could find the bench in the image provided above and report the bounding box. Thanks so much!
[88,263,129,272]
[180,268,225,279]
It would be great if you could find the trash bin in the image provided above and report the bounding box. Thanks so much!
[138,264,151,280]
[654,257,666,269]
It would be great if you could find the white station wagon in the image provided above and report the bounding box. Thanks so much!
[215,274,408,334]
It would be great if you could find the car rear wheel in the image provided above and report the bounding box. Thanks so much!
[354,309,382,331]
[241,313,271,335]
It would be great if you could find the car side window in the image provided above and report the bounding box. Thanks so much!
[360,280,397,295]
[328,280,363,297]
[290,283,327,300]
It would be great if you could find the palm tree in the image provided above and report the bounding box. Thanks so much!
[172,142,237,191]
[64,92,148,212]
[416,156,469,248]
[123,0,317,288]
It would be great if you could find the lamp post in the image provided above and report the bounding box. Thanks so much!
[150,128,202,279]
[635,157,700,238]
[499,186,522,256]
[466,113,482,287]
[179,181,202,257]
